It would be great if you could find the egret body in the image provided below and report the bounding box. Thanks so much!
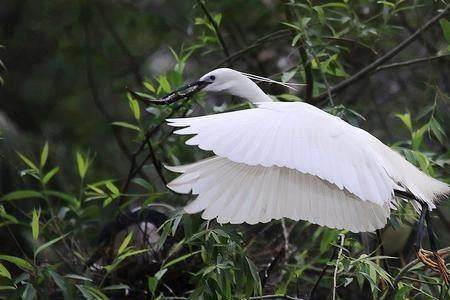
[161,68,449,233]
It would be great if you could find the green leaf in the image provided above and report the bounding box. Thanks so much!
[162,250,201,269]
[45,190,80,208]
[17,153,39,172]
[429,117,446,144]
[21,283,36,300]
[43,167,59,185]
[118,232,133,255]
[320,2,347,8]
[143,81,155,93]
[246,257,262,295]
[0,205,19,224]
[0,263,11,279]
[277,94,302,102]
[111,122,141,132]
[31,208,40,240]
[395,113,412,132]
[76,285,109,300]
[157,75,171,93]
[64,274,93,282]
[147,277,158,294]
[281,22,302,31]
[127,93,141,120]
[40,142,49,168]
[49,270,71,299]
[34,233,70,258]
[0,255,34,272]
[102,284,130,291]
[105,181,119,196]
[411,124,428,150]
[1,190,42,201]
[76,152,89,179]
[440,19,450,44]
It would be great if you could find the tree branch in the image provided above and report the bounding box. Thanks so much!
[95,0,143,85]
[247,295,304,300]
[309,237,339,300]
[145,133,167,186]
[312,4,450,102]
[298,44,313,102]
[81,2,133,162]
[374,54,450,73]
[215,29,291,67]
[198,0,232,66]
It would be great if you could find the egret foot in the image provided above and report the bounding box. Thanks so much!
[416,249,449,284]
[415,203,450,285]
[417,248,438,269]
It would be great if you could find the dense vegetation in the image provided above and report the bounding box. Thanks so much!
[0,1,449,299]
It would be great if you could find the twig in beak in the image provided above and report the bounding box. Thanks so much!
[127,80,209,105]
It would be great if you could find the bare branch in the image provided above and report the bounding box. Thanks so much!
[215,29,291,67]
[81,3,133,162]
[312,4,450,102]
[95,0,143,84]
[198,0,232,66]
[374,54,450,72]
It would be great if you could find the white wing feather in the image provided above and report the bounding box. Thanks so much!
[167,156,390,232]
[167,102,449,207]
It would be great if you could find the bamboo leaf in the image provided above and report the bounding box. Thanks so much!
[0,255,34,272]
[76,152,89,179]
[0,263,11,279]
[17,153,38,172]
[162,250,201,269]
[43,167,59,185]
[40,142,49,168]
[31,208,40,240]
[118,232,133,255]
[111,122,141,132]
[35,233,70,258]
[395,113,412,132]
[440,19,450,44]
[1,190,42,201]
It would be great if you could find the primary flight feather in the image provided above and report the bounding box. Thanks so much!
[160,68,449,233]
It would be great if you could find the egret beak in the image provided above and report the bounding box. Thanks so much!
[129,80,211,105]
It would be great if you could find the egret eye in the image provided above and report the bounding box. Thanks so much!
[209,75,216,81]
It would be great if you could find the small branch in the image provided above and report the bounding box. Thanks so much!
[198,0,232,66]
[332,234,345,300]
[374,54,450,72]
[310,237,339,299]
[246,295,304,300]
[145,134,167,186]
[376,229,391,273]
[215,29,291,67]
[312,4,450,102]
[95,0,143,84]
[81,2,133,163]
[298,44,313,102]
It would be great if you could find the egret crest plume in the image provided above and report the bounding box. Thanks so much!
[239,71,305,91]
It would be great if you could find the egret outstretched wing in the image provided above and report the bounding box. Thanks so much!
[167,102,448,207]
[166,156,390,232]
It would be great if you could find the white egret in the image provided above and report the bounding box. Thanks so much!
[134,68,450,280]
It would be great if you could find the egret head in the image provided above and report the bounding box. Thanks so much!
[193,68,272,102]
[140,68,295,105]
[198,68,247,93]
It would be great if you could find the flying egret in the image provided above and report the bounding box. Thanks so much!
[132,68,450,280]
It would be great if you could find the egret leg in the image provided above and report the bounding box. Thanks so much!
[426,210,449,284]
[415,203,449,284]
